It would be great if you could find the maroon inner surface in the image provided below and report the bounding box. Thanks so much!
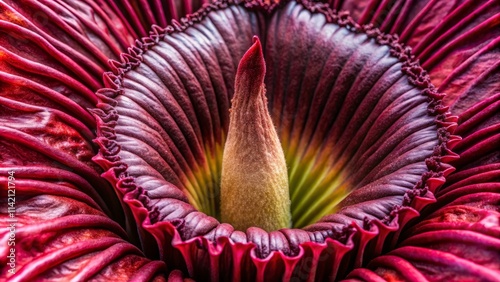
[93,0,458,280]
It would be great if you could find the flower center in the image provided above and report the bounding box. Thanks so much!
[220,37,291,231]
[95,1,451,244]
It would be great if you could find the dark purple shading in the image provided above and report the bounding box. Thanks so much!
[93,0,458,280]
[321,0,500,115]
[0,0,209,279]
[344,92,500,282]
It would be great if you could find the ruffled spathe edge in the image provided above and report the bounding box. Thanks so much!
[91,0,460,280]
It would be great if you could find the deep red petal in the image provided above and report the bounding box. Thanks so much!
[94,1,457,280]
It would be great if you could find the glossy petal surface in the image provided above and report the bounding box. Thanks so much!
[344,89,500,282]
[324,0,500,113]
[2,0,497,281]
[94,1,456,280]
[0,0,203,279]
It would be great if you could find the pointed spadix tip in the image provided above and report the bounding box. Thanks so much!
[236,36,266,86]
[222,36,291,232]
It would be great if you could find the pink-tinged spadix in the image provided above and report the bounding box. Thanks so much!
[220,36,291,232]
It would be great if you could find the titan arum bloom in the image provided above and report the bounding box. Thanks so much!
[0,0,498,281]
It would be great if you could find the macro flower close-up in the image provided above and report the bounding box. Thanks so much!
[0,0,499,281]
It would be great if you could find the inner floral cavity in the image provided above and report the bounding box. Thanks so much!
[94,3,457,276]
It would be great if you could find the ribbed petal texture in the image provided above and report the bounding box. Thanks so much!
[344,92,500,282]
[321,0,500,114]
[0,0,205,279]
[2,0,497,281]
[94,1,458,280]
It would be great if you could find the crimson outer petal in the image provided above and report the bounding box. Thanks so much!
[93,0,458,280]
[331,1,500,280]
[324,0,500,114]
[344,93,500,282]
[104,0,214,38]
[0,0,207,280]
[0,168,166,281]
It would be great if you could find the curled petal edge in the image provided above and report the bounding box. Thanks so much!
[91,0,460,279]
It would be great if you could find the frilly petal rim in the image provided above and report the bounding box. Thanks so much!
[92,0,460,279]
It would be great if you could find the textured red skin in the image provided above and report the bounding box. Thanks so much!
[1,0,498,281]
[344,88,500,282]
[320,0,500,117]
[92,0,460,280]
[0,0,208,280]
[0,169,168,281]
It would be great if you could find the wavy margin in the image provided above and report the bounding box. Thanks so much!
[90,0,460,280]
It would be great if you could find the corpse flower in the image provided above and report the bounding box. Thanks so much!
[0,0,499,281]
